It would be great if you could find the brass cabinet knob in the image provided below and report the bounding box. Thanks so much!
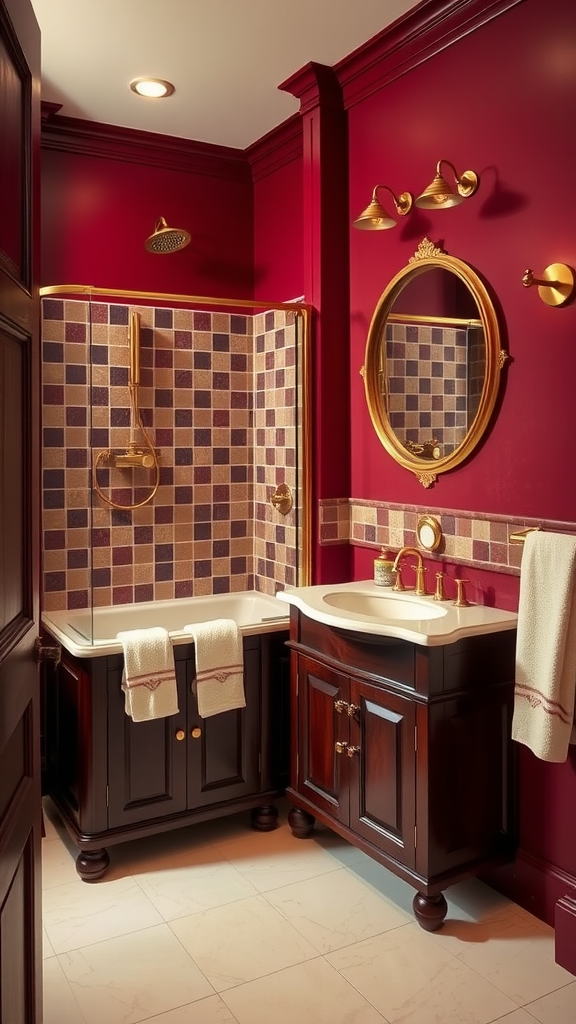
[346,745,361,757]
[347,703,360,717]
[334,700,348,714]
[335,741,348,754]
[191,727,202,739]
[175,729,186,741]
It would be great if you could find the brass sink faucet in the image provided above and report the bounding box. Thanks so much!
[392,546,428,596]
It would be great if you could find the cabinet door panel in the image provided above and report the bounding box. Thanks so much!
[187,641,260,807]
[45,653,109,834]
[350,681,415,867]
[107,661,187,827]
[422,688,514,877]
[298,655,348,822]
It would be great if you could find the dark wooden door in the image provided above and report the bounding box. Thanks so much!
[348,679,416,868]
[297,654,349,823]
[0,1,42,1021]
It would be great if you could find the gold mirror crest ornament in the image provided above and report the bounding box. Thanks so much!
[364,239,508,488]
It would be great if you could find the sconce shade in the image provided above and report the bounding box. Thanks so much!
[353,197,397,230]
[415,161,479,210]
[352,186,413,230]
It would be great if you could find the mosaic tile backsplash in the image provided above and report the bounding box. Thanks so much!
[41,299,299,611]
[319,498,576,576]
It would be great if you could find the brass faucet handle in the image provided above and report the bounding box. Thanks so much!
[412,564,428,596]
[392,566,405,591]
[434,572,447,601]
[454,579,470,607]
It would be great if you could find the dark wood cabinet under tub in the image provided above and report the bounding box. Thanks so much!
[43,631,290,879]
[286,609,518,930]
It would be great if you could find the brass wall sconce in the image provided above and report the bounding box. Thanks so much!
[521,264,575,307]
[352,185,413,230]
[415,160,479,209]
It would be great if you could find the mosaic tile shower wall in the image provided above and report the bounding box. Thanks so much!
[385,320,484,457]
[41,299,299,611]
[254,310,298,592]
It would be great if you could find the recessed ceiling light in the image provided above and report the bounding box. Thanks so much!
[129,78,175,99]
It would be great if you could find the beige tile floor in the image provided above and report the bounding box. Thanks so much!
[42,797,576,1024]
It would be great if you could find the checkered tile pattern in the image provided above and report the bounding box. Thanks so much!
[319,499,576,576]
[385,321,484,456]
[41,299,300,611]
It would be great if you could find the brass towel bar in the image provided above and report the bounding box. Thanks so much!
[509,526,576,544]
[509,527,541,544]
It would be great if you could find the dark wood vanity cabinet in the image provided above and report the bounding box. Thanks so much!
[297,653,416,866]
[44,631,289,879]
[287,611,518,931]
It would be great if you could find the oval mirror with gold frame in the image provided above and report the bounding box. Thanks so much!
[363,238,508,488]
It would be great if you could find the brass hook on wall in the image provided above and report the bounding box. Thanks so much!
[522,264,575,307]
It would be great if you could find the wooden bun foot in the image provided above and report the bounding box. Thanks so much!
[76,848,110,882]
[412,891,448,931]
[288,805,315,838]
[250,804,279,832]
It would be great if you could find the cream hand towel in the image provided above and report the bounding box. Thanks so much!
[184,618,245,718]
[117,626,179,723]
[512,531,576,762]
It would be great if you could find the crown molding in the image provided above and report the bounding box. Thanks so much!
[279,61,344,113]
[245,114,302,183]
[40,101,63,122]
[335,0,525,109]
[40,110,252,183]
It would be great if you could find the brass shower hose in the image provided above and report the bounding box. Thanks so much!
[92,382,160,511]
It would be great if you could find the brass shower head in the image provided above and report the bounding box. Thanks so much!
[144,217,191,254]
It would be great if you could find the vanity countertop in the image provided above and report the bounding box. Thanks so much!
[277,580,517,647]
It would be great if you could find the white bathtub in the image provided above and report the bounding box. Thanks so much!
[41,591,290,658]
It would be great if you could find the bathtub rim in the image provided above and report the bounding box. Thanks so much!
[41,590,290,658]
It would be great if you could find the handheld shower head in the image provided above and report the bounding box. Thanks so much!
[145,216,190,254]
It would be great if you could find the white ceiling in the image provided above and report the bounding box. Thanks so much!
[31,0,420,150]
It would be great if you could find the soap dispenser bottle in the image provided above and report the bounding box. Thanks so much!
[373,548,395,587]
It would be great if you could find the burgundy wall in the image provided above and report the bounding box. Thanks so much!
[347,0,576,522]
[41,131,254,298]
[342,0,576,928]
[252,153,303,302]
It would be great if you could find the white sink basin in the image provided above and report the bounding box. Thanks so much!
[322,591,447,621]
[277,580,517,646]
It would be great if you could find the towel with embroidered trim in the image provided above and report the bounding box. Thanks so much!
[511,531,576,762]
[184,618,245,718]
[117,626,179,722]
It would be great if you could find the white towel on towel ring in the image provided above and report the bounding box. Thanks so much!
[511,531,576,762]
[184,618,245,718]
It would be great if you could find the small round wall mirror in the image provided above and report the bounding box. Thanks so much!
[363,238,508,488]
